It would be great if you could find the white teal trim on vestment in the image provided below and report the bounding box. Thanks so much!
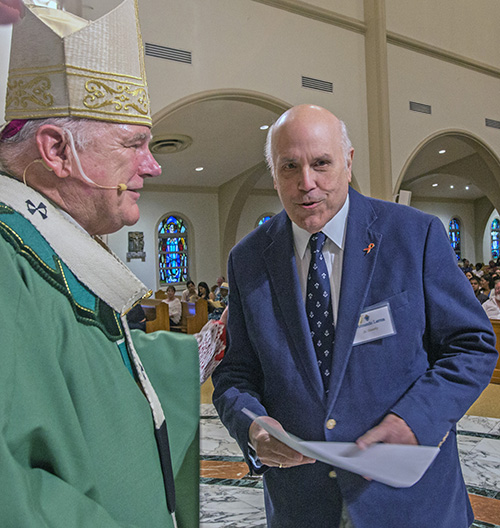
[0,173,148,314]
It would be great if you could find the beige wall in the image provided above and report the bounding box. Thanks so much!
[386,0,500,69]
[295,0,364,20]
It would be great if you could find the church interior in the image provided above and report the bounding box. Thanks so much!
[1,0,500,526]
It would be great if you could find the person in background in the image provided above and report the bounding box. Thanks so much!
[198,281,211,300]
[212,104,497,528]
[208,282,229,321]
[470,277,489,304]
[126,303,147,331]
[488,260,498,274]
[0,2,199,526]
[472,262,484,278]
[209,275,226,300]
[163,285,182,326]
[483,280,500,319]
[209,284,218,301]
[462,259,473,274]
[480,276,492,298]
[219,282,229,304]
[182,280,198,302]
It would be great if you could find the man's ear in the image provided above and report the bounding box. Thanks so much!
[35,125,72,178]
[346,147,354,183]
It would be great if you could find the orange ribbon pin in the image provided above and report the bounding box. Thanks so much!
[363,243,375,255]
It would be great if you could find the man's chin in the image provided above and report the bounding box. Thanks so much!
[99,211,140,236]
[123,206,141,227]
[294,215,328,234]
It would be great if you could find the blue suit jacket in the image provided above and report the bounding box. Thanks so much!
[213,188,497,528]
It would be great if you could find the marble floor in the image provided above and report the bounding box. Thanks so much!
[199,404,500,528]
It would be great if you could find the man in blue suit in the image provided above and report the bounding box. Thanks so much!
[212,104,497,527]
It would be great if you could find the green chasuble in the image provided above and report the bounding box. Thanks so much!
[0,175,199,527]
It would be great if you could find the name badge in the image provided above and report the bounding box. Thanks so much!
[353,302,396,346]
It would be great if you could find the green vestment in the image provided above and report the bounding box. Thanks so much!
[0,175,199,527]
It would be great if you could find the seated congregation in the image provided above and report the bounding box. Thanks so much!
[126,276,228,335]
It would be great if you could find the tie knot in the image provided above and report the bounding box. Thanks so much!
[309,232,327,254]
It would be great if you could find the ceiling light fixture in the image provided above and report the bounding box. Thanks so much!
[260,125,269,130]
[465,186,470,190]
[432,183,438,187]
[195,167,204,172]
[149,134,193,154]
[450,185,454,189]
[439,149,446,154]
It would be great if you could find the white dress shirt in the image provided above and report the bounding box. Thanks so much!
[164,297,182,324]
[292,195,349,324]
[483,296,500,319]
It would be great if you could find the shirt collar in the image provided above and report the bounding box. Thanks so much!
[292,194,350,259]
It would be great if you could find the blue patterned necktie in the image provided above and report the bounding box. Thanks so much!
[306,232,335,391]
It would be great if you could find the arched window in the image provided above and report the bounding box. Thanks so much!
[158,215,189,285]
[448,218,461,261]
[256,213,274,228]
[491,218,500,260]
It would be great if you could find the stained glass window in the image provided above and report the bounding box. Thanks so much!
[448,218,461,261]
[256,213,274,228]
[491,219,500,260]
[158,215,189,284]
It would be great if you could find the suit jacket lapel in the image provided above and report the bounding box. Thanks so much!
[263,211,325,405]
[327,189,382,407]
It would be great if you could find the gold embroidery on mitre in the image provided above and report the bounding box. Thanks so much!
[83,79,149,116]
[6,76,54,110]
[68,63,144,82]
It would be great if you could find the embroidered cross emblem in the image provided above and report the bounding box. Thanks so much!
[26,200,48,220]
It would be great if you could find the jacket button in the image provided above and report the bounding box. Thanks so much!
[326,419,337,430]
[329,470,337,478]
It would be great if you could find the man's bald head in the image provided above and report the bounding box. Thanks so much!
[265,105,352,177]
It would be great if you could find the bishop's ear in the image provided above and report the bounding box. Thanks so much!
[35,125,73,179]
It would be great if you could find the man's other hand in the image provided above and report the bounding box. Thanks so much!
[356,413,418,449]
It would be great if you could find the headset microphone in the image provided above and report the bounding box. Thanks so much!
[65,129,128,191]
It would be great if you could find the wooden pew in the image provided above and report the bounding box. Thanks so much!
[489,319,500,384]
[171,298,208,334]
[188,298,208,334]
[154,289,168,300]
[141,298,170,333]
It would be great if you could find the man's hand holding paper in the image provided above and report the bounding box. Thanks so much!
[248,415,316,469]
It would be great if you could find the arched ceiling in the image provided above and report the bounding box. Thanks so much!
[149,99,279,189]
[400,136,486,201]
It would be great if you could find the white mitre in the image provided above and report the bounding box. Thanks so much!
[5,0,151,127]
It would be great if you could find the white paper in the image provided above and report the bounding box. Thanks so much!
[242,408,439,488]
